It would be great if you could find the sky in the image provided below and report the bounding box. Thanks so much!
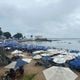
[0,0,80,38]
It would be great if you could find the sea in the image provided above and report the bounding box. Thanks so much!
[22,38,80,51]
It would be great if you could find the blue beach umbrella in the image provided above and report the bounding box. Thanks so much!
[4,40,19,47]
[69,58,80,70]
[0,42,5,47]
[5,58,32,69]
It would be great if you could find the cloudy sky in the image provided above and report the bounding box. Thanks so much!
[0,0,80,38]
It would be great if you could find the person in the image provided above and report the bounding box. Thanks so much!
[7,68,16,80]
[19,66,24,75]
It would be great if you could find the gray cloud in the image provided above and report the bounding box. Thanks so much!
[0,0,80,38]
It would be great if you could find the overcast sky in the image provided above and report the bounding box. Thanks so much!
[0,0,80,38]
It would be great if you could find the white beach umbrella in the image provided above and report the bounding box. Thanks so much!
[33,55,42,60]
[47,49,56,52]
[52,54,75,63]
[5,61,17,69]
[17,54,25,57]
[64,54,76,60]
[53,55,66,64]
[47,49,61,55]
[73,53,80,57]
[41,53,50,56]
[53,57,66,64]
[22,58,32,63]
[61,51,69,55]
[11,50,22,55]
[32,50,45,54]
[43,66,78,80]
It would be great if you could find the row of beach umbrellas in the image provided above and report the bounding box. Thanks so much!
[32,49,78,80]
[32,49,76,64]
[0,40,50,51]
[4,48,79,80]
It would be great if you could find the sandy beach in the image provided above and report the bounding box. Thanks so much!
[0,52,80,80]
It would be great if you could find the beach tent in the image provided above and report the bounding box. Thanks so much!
[11,50,22,55]
[33,55,42,60]
[43,66,78,80]
[5,58,32,69]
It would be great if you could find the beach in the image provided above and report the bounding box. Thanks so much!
[0,50,80,80]
[0,39,80,80]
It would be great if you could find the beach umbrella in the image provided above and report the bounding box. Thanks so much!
[4,40,19,47]
[74,52,80,57]
[5,58,32,69]
[47,49,61,55]
[47,49,56,52]
[22,58,32,63]
[41,53,50,57]
[61,51,69,55]
[52,55,66,64]
[11,50,22,55]
[52,54,75,64]
[33,55,42,60]
[5,61,18,69]
[32,50,45,54]
[64,54,76,60]
[53,57,66,64]
[17,54,25,57]
[0,42,5,47]
[43,66,78,80]
[42,56,53,62]
[69,58,80,70]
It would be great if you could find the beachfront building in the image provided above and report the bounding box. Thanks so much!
[35,35,48,41]
[35,35,43,39]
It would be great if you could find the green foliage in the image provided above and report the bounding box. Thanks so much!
[0,27,3,36]
[0,47,5,56]
[0,30,3,36]
[13,33,23,39]
[0,47,10,65]
[3,32,11,39]
[23,74,36,80]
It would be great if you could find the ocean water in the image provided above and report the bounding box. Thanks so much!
[22,39,80,50]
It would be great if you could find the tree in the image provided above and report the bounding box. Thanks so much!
[13,33,23,39]
[0,27,3,37]
[3,32,11,39]
[30,35,33,38]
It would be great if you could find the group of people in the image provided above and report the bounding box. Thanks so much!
[2,66,24,80]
